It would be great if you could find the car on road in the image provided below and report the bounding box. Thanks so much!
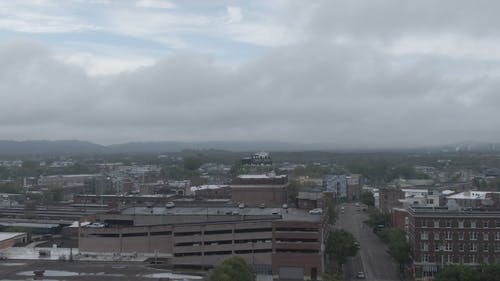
[356,271,366,279]
[309,208,323,215]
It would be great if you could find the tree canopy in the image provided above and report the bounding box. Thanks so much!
[378,228,410,268]
[326,229,358,272]
[360,191,375,206]
[434,264,500,281]
[205,256,255,281]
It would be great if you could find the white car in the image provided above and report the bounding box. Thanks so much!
[165,202,175,208]
[309,208,323,215]
[356,271,366,279]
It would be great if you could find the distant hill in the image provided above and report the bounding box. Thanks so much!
[0,140,330,155]
[0,139,499,156]
[106,141,331,153]
[0,140,105,155]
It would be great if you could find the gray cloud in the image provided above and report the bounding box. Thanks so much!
[1,1,500,148]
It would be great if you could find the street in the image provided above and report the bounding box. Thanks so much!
[335,203,399,281]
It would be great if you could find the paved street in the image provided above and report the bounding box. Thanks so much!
[336,203,399,281]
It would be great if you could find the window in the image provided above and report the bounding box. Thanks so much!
[435,244,440,251]
[484,244,489,252]
[470,255,477,264]
[446,220,452,228]
[484,221,489,228]
[459,243,464,252]
[446,255,453,264]
[434,232,440,240]
[253,264,272,275]
[484,233,489,241]
[496,232,500,241]
[445,231,452,240]
[496,243,500,252]
[422,242,429,251]
[471,221,477,228]
[470,243,477,252]
[421,231,428,240]
[459,232,464,240]
[471,232,478,240]
[445,243,452,251]
[496,221,500,228]
[434,220,439,228]
[459,221,464,229]
[422,254,430,263]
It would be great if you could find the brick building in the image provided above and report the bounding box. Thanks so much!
[230,174,288,207]
[406,206,500,280]
[379,187,404,213]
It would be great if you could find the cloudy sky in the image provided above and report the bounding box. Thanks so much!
[0,0,499,148]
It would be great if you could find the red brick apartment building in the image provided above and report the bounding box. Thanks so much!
[79,206,327,280]
[406,206,500,280]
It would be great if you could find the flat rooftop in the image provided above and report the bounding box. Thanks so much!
[121,207,323,222]
[0,232,25,241]
[447,191,500,200]
[409,206,500,217]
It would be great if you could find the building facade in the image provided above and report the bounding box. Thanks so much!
[407,206,500,280]
[79,206,326,280]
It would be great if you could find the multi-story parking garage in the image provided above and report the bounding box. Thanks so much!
[79,206,327,280]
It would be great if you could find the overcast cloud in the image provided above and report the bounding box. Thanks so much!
[0,0,500,148]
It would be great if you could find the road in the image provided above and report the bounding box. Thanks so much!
[336,203,399,281]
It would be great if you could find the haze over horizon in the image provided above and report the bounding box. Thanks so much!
[1,1,500,147]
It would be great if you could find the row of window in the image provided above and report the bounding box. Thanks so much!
[174,227,272,237]
[420,242,500,252]
[174,248,275,257]
[420,254,500,264]
[419,219,500,229]
[420,231,500,241]
[175,239,273,247]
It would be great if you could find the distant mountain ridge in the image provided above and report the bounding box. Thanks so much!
[0,140,330,155]
[0,140,499,155]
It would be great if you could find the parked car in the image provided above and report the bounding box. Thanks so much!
[309,208,323,215]
[356,271,366,279]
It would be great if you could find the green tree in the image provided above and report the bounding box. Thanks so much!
[367,207,390,227]
[326,229,358,272]
[183,157,202,171]
[287,179,307,206]
[360,191,375,206]
[0,182,21,194]
[324,198,337,225]
[43,185,64,202]
[433,265,479,281]
[322,272,341,281]
[205,256,255,281]
[377,228,410,271]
